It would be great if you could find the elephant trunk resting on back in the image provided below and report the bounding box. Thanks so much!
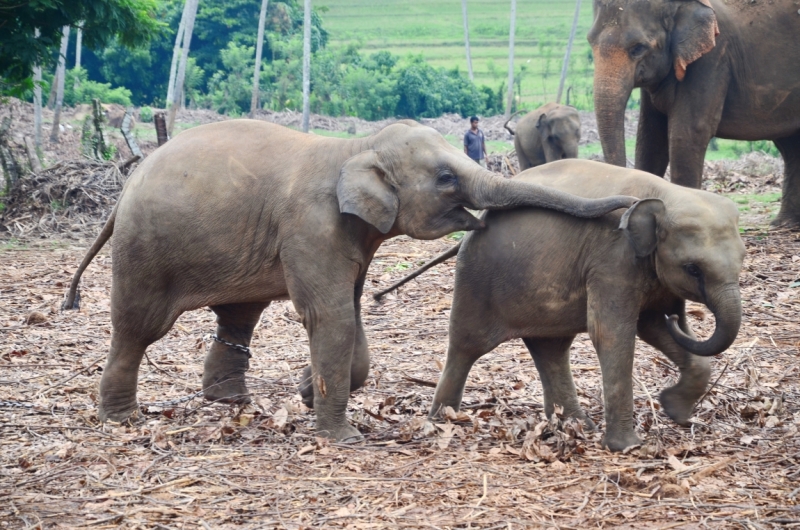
[377,159,745,451]
[504,102,581,171]
[62,120,637,441]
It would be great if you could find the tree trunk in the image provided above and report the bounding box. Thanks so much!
[250,0,269,118]
[301,0,311,133]
[167,1,189,109]
[73,25,83,92]
[50,25,70,144]
[167,0,199,136]
[33,29,42,149]
[505,0,517,118]
[461,0,473,81]
[556,0,581,104]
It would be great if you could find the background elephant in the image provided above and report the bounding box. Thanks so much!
[63,120,637,441]
[380,159,744,451]
[589,0,800,227]
[504,102,581,171]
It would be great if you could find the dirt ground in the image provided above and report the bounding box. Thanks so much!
[1,102,799,528]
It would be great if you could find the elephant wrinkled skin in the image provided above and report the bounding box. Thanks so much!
[404,160,744,451]
[504,103,581,170]
[589,0,800,227]
[62,120,637,441]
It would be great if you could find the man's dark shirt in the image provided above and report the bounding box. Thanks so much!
[464,128,485,161]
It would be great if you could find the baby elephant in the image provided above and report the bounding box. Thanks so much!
[504,102,581,170]
[389,160,745,451]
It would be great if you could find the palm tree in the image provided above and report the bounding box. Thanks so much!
[461,0,473,81]
[50,25,70,143]
[167,0,199,136]
[250,0,269,117]
[167,1,189,109]
[505,0,517,118]
[302,0,311,133]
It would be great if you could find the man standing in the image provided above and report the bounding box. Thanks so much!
[463,116,487,167]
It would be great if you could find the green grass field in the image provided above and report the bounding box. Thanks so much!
[319,0,597,110]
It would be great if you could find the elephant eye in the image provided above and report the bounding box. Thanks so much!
[629,43,648,58]
[436,171,458,187]
[684,264,702,278]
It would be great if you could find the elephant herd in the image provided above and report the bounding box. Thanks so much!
[61,0,797,452]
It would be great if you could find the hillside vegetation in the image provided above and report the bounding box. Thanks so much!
[321,0,598,109]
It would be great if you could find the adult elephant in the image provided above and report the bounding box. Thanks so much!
[504,102,581,170]
[62,120,636,441]
[589,0,800,227]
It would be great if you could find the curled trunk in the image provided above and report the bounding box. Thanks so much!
[666,285,742,357]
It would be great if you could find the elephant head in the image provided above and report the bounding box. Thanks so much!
[588,0,719,166]
[619,196,744,356]
[337,122,636,240]
[537,108,581,162]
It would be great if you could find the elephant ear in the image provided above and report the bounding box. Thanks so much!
[535,113,547,130]
[671,0,719,82]
[337,150,399,234]
[618,199,666,258]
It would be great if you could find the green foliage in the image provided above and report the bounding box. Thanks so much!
[0,0,162,95]
[139,106,154,122]
[204,43,253,116]
[65,68,132,106]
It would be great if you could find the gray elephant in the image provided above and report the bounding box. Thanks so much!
[589,0,800,227]
[376,159,744,451]
[504,103,581,171]
[62,120,636,441]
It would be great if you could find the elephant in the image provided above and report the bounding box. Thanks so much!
[589,0,800,227]
[62,119,638,441]
[503,103,581,171]
[375,159,745,451]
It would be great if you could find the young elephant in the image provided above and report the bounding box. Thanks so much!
[504,103,581,170]
[63,120,636,441]
[387,159,745,451]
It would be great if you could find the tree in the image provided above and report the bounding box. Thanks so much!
[0,0,161,96]
[505,0,517,118]
[50,26,70,143]
[33,29,42,149]
[167,0,199,135]
[302,0,311,132]
[557,0,581,104]
[250,0,269,117]
[167,1,190,109]
[461,0,473,81]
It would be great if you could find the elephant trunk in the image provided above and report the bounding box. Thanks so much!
[593,49,635,168]
[467,169,637,218]
[666,284,742,357]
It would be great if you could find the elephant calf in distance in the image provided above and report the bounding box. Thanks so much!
[504,102,581,171]
[379,159,745,451]
[62,120,637,441]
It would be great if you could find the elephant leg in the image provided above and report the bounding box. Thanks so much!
[771,134,800,229]
[99,296,179,422]
[284,253,361,441]
[300,278,370,409]
[430,330,497,418]
[635,89,669,177]
[523,336,595,430]
[667,76,728,188]
[202,302,270,404]
[587,290,641,451]
[637,307,710,425]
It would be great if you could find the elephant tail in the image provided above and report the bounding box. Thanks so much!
[503,110,524,136]
[373,243,461,300]
[62,204,117,310]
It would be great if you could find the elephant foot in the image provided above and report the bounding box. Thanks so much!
[770,215,800,230]
[202,342,252,404]
[602,430,642,452]
[298,365,314,409]
[659,386,698,426]
[98,395,139,423]
[571,411,597,432]
[316,421,363,443]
